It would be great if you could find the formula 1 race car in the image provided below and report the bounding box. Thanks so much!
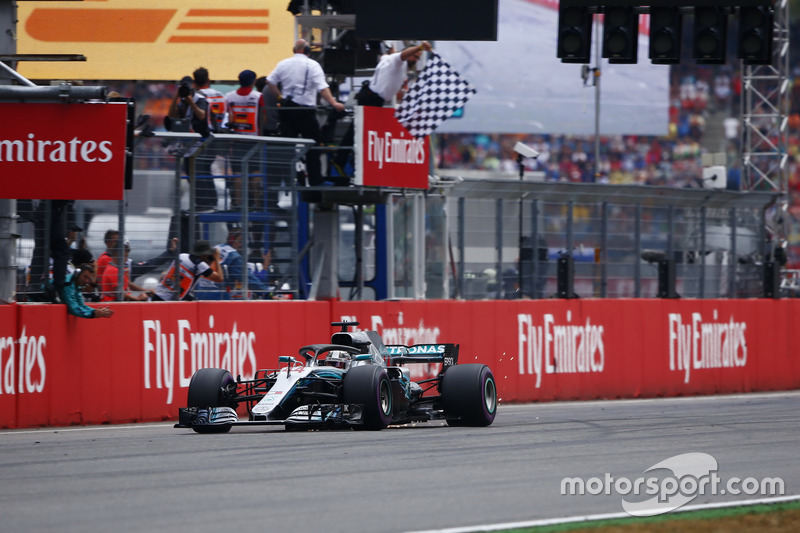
[175,321,497,432]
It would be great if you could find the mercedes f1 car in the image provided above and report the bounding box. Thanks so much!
[175,321,497,432]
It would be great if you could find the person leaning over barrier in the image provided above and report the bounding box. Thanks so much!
[57,264,114,319]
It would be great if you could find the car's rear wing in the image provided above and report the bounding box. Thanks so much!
[386,343,459,368]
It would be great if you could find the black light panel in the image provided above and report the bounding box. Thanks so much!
[738,5,773,64]
[557,4,594,64]
[649,6,682,64]
[355,0,498,41]
[602,6,639,63]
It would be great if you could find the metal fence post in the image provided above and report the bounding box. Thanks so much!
[600,201,608,298]
[457,197,465,299]
[532,199,540,299]
[240,142,261,296]
[700,206,706,298]
[496,198,504,298]
[634,203,641,298]
[729,207,737,298]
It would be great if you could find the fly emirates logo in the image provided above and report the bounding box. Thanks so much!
[0,327,47,395]
[668,311,747,384]
[366,130,426,169]
[338,313,440,380]
[517,312,606,388]
[0,133,114,163]
[143,316,257,404]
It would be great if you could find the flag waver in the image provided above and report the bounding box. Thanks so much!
[395,53,476,138]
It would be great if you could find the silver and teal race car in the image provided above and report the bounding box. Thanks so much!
[175,321,497,432]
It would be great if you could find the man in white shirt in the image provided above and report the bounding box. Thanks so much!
[360,41,432,107]
[332,41,432,176]
[266,39,345,185]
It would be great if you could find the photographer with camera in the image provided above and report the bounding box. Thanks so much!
[151,240,224,301]
[166,75,209,135]
[166,74,220,211]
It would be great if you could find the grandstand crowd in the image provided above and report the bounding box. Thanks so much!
[436,62,799,191]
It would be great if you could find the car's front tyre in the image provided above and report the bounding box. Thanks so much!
[187,368,236,434]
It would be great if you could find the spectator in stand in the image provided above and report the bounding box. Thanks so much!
[225,69,264,203]
[129,236,180,279]
[70,248,94,274]
[100,241,152,301]
[100,232,178,282]
[194,67,226,134]
[226,69,262,137]
[192,66,226,210]
[195,228,271,300]
[58,263,114,319]
[152,240,224,301]
[69,248,101,302]
[96,229,120,282]
[266,39,345,186]
[225,69,267,255]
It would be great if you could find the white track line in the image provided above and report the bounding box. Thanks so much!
[407,494,800,533]
[0,422,174,435]
[497,390,800,409]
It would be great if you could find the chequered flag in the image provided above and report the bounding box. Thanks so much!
[395,52,476,138]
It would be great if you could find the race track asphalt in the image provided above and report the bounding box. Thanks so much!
[1,392,797,533]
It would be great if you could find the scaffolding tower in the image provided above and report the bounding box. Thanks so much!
[741,0,790,194]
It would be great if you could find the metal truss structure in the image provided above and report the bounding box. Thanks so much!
[741,0,790,194]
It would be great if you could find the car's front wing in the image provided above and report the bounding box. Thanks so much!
[174,403,365,430]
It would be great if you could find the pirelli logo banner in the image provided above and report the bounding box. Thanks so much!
[17,0,296,81]
[0,103,127,200]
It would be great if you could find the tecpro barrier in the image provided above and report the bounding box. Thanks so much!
[1,299,798,429]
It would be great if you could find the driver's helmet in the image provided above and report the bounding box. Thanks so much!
[327,350,350,369]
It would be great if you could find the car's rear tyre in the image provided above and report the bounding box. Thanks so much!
[343,365,393,430]
[187,368,236,434]
[442,364,497,427]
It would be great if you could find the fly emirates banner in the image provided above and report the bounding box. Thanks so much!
[0,102,128,200]
[354,106,429,189]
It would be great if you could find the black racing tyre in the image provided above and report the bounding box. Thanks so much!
[187,368,236,407]
[441,364,497,427]
[343,365,393,430]
[187,368,235,434]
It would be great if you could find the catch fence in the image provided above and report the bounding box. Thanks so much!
[13,137,781,302]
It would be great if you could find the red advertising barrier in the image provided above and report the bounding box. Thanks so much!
[1,299,799,429]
